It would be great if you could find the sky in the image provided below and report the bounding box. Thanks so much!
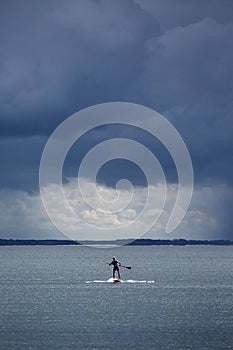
[0,0,233,241]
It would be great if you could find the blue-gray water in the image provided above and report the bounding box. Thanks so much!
[0,246,232,350]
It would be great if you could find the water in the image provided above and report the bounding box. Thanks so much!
[0,245,232,350]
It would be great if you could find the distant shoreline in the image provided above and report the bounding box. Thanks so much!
[0,238,233,246]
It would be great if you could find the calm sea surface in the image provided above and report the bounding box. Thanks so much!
[0,245,232,350]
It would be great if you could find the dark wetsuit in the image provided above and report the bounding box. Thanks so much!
[109,259,121,278]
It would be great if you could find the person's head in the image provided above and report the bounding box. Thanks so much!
[113,256,116,260]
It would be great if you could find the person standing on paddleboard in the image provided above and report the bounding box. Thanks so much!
[109,256,121,279]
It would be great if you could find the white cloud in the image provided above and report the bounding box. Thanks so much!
[0,178,232,241]
[0,189,57,239]
[80,209,122,227]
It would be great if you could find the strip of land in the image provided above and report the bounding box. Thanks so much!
[0,238,233,246]
[0,239,79,246]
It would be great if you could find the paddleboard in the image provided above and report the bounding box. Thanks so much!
[113,278,123,283]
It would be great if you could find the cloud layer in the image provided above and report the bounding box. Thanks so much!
[0,0,232,239]
[0,178,232,241]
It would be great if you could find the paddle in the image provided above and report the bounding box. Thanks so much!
[107,263,131,269]
[120,265,131,269]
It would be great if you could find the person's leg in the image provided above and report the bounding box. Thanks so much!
[113,266,116,278]
[117,267,121,279]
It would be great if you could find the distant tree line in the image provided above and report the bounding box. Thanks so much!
[0,238,233,246]
[127,239,233,246]
[0,239,79,246]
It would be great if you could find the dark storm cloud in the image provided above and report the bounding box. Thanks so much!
[0,0,159,136]
[133,17,233,185]
[0,136,46,191]
[137,0,233,30]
